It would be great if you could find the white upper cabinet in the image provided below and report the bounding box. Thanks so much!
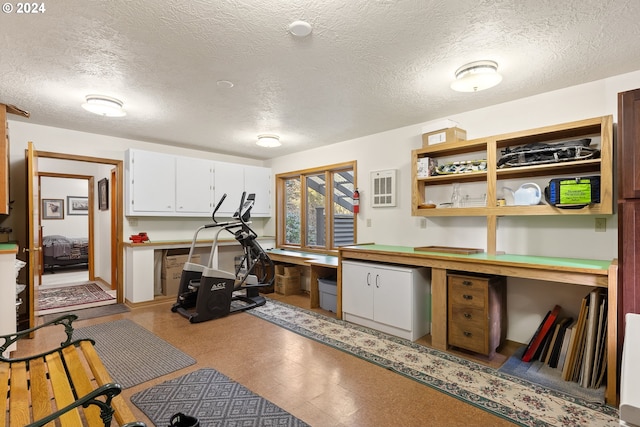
[175,156,214,214]
[126,149,175,215]
[244,165,271,216]
[214,162,272,218]
[213,162,245,217]
[125,149,272,218]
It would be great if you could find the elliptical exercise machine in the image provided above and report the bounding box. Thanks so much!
[171,192,274,323]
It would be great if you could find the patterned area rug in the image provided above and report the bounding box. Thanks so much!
[131,368,309,427]
[249,299,619,427]
[73,319,196,389]
[37,283,115,310]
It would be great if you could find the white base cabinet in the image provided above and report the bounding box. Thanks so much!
[342,260,431,341]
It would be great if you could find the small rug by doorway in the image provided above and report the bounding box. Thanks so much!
[37,283,115,311]
[131,368,309,427]
[249,299,619,427]
[41,303,130,323]
[73,319,196,389]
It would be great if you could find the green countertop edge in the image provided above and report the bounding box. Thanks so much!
[341,244,612,270]
[0,242,18,253]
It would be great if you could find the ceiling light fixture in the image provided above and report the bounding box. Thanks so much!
[289,20,312,37]
[450,60,502,92]
[256,134,281,147]
[81,95,126,117]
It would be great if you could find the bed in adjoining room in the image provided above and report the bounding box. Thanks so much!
[42,235,89,272]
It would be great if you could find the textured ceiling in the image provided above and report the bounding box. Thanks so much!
[2,0,639,160]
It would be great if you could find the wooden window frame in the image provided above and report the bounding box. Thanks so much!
[276,161,357,253]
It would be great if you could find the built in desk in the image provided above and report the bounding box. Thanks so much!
[338,244,618,405]
[266,249,338,308]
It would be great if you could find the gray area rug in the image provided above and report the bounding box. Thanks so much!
[131,368,309,427]
[249,299,618,427]
[498,345,605,404]
[74,319,196,389]
[41,303,130,323]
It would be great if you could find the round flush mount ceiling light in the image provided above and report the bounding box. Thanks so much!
[216,80,234,88]
[256,134,281,147]
[289,20,312,37]
[450,60,503,92]
[81,95,126,117]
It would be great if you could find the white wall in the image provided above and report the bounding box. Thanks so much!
[40,177,88,237]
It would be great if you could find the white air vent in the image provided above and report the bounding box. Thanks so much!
[371,169,396,207]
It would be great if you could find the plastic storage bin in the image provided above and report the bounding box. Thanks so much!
[318,278,337,312]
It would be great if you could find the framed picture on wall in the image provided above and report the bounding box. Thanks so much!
[98,178,109,211]
[67,196,89,215]
[42,199,64,219]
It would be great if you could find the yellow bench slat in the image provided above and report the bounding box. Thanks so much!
[79,340,138,425]
[0,362,9,427]
[9,362,31,427]
[45,351,84,426]
[61,345,103,426]
[29,357,56,427]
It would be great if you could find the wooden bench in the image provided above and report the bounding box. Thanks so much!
[0,314,146,427]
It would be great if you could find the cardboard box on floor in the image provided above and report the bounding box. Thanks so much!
[161,249,201,296]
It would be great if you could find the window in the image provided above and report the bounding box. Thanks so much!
[277,162,356,252]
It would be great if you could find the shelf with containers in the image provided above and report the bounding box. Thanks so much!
[411,115,613,253]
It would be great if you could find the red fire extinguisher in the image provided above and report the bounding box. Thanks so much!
[353,188,360,214]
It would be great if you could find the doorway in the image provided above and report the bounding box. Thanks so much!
[36,174,117,315]
[26,148,124,327]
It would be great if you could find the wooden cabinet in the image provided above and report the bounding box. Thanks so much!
[447,273,506,357]
[342,260,430,341]
[618,90,640,199]
[412,116,613,253]
[617,88,640,355]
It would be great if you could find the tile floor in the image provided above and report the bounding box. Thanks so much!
[16,293,518,427]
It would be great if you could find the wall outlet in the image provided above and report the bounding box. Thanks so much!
[129,218,138,226]
[595,217,606,232]
[420,218,427,229]
[366,218,372,227]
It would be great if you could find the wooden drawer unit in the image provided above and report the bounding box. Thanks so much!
[447,273,506,357]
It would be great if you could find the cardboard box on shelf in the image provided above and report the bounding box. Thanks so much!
[422,127,467,147]
[161,250,201,296]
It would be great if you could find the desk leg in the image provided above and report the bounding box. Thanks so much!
[431,268,447,350]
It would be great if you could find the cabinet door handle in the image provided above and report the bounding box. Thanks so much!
[462,294,473,300]
[462,280,473,286]
[366,272,371,286]
[463,331,472,337]
[375,274,380,288]
[463,312,472,319]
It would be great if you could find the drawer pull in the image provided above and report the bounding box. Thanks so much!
[462,280,473,286]
[463,312,472,319]
[463,331,472,337]
[462,294,473,300]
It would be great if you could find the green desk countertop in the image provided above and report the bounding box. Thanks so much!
[340,244,612,271]
[266,248,339,267]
